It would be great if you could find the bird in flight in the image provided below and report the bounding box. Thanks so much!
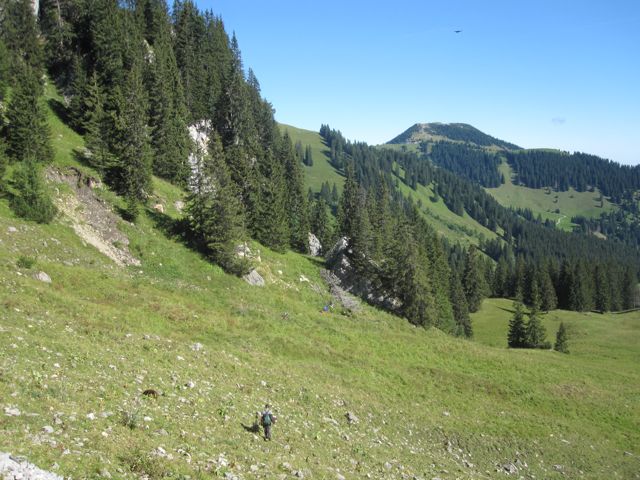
[454,30,462,33]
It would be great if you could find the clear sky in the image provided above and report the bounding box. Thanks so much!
[196,0,640,165]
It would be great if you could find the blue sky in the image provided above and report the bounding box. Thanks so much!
[196,0,640,164]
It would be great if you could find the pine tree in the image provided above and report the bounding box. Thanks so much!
[525,281,547,348]
[5,64,53,164]
[508,290,527,348]
[110,61,153,217]
[253,148,289,252]
[2,0,44,73]
[10,156,57,223]
[186,131,246,273]
[594,264,610,313]
[82,71,116,172]
[310,198,331,253]
[554,322,569,354]
[0,38,9,100]
[462,246,488,313]
[280,132,310,252]
[450,269,472,337]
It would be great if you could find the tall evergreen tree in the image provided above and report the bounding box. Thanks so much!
[462,246,488,313]
[450,269,472,337]
[109,60,153,218]
[508,290,527,348]
[310,198,331,253]
[2,0,44,73]
[186,131,246,273]
[5,64,53,163]
[10,156,57,223]
[525,281,547,348]
[554,322,569,353]
[280,132,310,252]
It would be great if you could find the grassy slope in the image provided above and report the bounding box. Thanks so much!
[282,124,497,245]
[0,88,638,479]
[278,123,344,194]
[486,161,615,231]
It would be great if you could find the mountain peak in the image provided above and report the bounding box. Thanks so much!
[387,122,520,150]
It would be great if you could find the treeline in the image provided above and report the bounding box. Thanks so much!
[1,0,313,272]
[573,198,640,249]
[506,150,640,201]
[319,125,640,314]
[420,141,504,188]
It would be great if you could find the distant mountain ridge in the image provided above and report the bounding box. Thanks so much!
[388,122,521,150]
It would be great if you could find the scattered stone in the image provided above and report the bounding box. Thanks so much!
[299,274,310,283]
[235,243,251,258]
[42,426,54,434]
[185,381,195,389]
[7,226,17,233]
[345,411,359,424]
[100,468,112,478]
[243,269,265,287]
[336,474,346,480]
[153,203,164,214]
[384,461,393,470]
[86,412,96,421]
[553,464,564,472]
[624,451,634,456]
[293,470,305,479]
[174,200,185,212]
[308,232,322,256]
[191,342,204,352]
[501,463,518,475]
[442,411,450,417]
[0,452,63,480]
[4,407,21,417]
[34,271,52,284]
[277,270,283,275]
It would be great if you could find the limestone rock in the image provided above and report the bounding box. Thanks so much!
[34,271,52,283]
[308,232,322,256]
[243,269,265,287]
[174,200,185,212]
[7,226,17,233]
[153,203,164,214]
[0,452,63,480]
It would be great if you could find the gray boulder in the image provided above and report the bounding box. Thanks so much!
[34,271,52,284]
[243,269,265,287]
[308,232,322,256]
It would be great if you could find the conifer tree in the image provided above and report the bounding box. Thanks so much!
[525,281,547,348]
[187,131,246,272]
[554,322,569,353]
[594,264,611,313]
[310,198,331,253]
[10,156,57,223]
[110,61,153,218]
[508,290,527,348]
[5,64,53,164]
[280,132,310,252]
[462,246,488,313]
[2,0,44,73]
[253,149,289,252]
[450,269,472,337]
[82,71,115,172]
[0,38,9,100]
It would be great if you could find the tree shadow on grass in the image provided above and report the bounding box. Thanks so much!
[48,98,80,133]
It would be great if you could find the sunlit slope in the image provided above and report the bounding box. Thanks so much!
[1,85,638,479]
[486,161,615,231]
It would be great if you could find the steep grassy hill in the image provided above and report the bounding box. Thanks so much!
[281,124,497,245]
[487,161,615,231]
[0,84,639,479]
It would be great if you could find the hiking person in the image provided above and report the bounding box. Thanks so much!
[260,403,275,440]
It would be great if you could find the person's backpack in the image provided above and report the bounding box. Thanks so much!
[262,413,272,426]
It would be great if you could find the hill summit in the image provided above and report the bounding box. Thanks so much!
[387,122,521,150]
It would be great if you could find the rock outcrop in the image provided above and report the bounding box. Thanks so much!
[0,452,63,480]
[308,232,322,256]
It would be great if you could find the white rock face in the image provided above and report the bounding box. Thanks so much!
[308,232,322,256]
[0,452,63,480]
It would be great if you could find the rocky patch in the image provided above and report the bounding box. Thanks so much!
[46,167,140,267]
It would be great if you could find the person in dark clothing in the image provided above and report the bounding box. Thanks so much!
[261,404,275,440]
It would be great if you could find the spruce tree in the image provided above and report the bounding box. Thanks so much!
[0,38,9,100]
[310,198,331,253]
[82,71,115,172]
[5,64,53,164]
[280,132,310,252]
[462,245,488,313]
[2,0,44,73]
[525,281,547,348]
[110,61,153,218]
[10,156,57,223]
[508,290,527,348]
[186,131,246,274]
[554,322,569,354]
[450,269,472,337]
